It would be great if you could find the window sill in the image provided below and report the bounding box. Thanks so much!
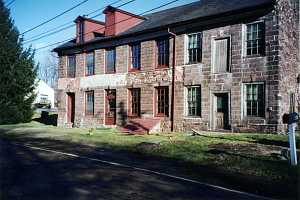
[128,114,140,118]
[128,68,141,73]
[85,74,95,77]
[155,114,169,118]
[184,62,203,66]
[156,65,169,69]
[184,116,202,119]
[105,71,116,74]
[243,54,265,59]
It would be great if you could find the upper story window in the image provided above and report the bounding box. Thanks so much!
[243,83,265,117]
[130,43,141,70]
[86,52,94,76]
[106,48,116,73]
[212,37,230,73]
[67,55,76,78]
[186,86,201,117]
[246,22,265,56]
[85,91,94,115]
[156,38,169,68]
[187,33,202,64]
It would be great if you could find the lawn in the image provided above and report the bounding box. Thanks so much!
[0,121,299,199]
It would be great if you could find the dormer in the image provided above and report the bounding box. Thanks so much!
[103,6,145,36]
[75,16,105,43]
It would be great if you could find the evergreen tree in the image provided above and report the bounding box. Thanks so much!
[0,0,37,124]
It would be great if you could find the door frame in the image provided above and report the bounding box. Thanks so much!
[210,91,231,130]
[104,89,117,125]
[67,92,75,125]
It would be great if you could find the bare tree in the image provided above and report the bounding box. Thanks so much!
[38,51,58,88]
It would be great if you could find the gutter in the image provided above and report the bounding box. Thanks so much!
[168,28,176,132]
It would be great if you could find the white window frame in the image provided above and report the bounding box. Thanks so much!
[184,85,201,118]
[242,20,265,58]
[241,82,265,118]
[184,32,203,65]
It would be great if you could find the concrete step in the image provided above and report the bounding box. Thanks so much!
[120,118,161,134]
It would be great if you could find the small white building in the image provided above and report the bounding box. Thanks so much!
[34,79,55,108]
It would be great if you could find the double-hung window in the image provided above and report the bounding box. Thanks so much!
[85,91,94,115]
[130,43,141,70]
[186,86,201,117]
[67,55,76,78]
[86,52,94,76]
[156,38,169,68]
[246,22,265,56]
[130,88,141,116]
[156,87,169,116]
[244,83,265,117]
[106,48,116,73]
[187,33,202,64]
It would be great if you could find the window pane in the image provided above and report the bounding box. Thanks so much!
[245,84,264,117]
[246,22,264,56]
[131,43,141,69]
[131,88,141,116]
[188,33,202,63]
[157,39,169,67]
[86,91,94,115]
[187,86,201,116]
[106,48,116,73]
[86,53,94,76]
[157,87,169,116]
[68,55,76,78]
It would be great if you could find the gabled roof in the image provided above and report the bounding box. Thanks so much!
[54,0,275,52]
[121,0,274,35]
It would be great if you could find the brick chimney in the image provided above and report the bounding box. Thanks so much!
[75,16,105,43]
[103,6,145,36]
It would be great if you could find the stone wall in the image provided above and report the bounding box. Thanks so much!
[56,2,299,133]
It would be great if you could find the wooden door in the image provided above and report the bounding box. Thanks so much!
[215,94,229,130]
[67,93,75,124]
[105,89,116,125]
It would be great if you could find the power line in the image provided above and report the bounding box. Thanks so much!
[35,0,181,51]
[5,0,16,7]
[26,0,137,45]
[21,0,90,35]
[24,0,124,44]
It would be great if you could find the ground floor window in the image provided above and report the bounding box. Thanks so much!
[129,88,141,116]
[186,86,201,117]
[244,83,265,117]
[85,91,94,115]
[156,86,169,117]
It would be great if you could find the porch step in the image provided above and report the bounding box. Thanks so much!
[120,118,161,134]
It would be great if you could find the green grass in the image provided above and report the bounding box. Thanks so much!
[0,121,299,198]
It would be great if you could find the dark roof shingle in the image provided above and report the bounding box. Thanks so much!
[54,0,274,52]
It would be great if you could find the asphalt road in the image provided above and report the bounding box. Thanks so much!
[0,138,274,200]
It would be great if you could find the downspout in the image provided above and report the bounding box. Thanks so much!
[168,28,176,132]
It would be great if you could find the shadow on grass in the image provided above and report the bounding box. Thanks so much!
[0,127,299,200]
[195,133,300,149]
[33,112,57,126]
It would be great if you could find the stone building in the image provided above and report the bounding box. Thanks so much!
[54,0,299,133]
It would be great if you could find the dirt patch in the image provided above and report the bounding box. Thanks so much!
[135,142,161,152]
[208,142,286,158]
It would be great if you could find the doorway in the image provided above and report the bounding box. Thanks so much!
[67,93,75,125]
[105,89,116,125]
[213,93,230,130]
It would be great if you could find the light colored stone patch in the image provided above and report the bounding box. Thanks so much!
[80,74,127,89]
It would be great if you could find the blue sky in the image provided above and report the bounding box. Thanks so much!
[6,0,197,66]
